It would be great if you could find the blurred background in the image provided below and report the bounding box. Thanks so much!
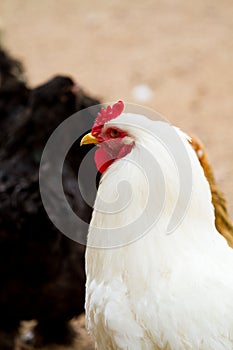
[0,0,233,349]
[1,0,233,215]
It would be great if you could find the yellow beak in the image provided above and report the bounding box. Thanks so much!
[80,133,99,146]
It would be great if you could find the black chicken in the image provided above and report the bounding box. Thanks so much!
[0,47,100,349]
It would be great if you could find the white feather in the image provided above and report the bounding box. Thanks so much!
[85,113,233,350]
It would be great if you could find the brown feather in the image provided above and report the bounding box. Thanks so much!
[190,136,233,248]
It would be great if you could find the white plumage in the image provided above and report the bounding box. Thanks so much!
[84,112,233,350]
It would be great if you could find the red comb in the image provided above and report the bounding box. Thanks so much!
[92,100,124,136]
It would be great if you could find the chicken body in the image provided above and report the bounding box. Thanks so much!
[84,110,233,350]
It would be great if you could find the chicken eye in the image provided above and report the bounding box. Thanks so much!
[110,128,120,138]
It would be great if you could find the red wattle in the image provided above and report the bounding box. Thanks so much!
[94,147,115,174]
[94,143,134,174]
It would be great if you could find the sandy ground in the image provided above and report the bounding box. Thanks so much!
[1,0,233,349]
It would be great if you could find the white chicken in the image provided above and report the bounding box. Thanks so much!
[81,101,233,350]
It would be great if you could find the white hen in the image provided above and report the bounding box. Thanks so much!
[81,101,233,350]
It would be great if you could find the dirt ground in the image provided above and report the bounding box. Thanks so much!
[1,0,233,349]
